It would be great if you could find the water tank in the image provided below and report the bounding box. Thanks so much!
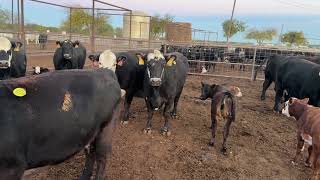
[166,22,192,42]
[123,11,150,39]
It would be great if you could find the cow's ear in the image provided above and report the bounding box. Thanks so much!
[88,54,96,61]
[73,41,80,48]
[166,55,176,66]
[211,84,216,89]
[14,42,22,51]
[289,97,294,105]
[136,53,145,65]
[32,66,35,69]
[56,41,61,48]
[201,81,204,86]
[302,98,309,104]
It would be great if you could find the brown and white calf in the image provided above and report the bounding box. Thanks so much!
[282,97,320,180]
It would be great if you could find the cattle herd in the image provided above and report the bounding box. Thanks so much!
[1,36,320,179]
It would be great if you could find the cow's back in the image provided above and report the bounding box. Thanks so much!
[0,69,121,168]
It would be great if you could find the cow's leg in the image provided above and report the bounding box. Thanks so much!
[273,87,283,112]
[221,118,233,154]
[306,145,313,167]
[311,147,320,180]
[144,99,154,134]
[94,101,121,180]
[162,100,174,136]
[209,108,218,147]
[292,133,304,165]
[260,78,272,100]
[79,141,96,180]
[171,89,183,119]
[121,92,134,124]
[0,157,25,180]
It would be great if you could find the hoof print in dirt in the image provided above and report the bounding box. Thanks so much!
[120,120,129,125]
[208,141,215,147]
[143,128,152,135]
[220,148,228,155]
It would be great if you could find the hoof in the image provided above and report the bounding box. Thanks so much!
[221,147,227,155]
[305,162,312,168]
[170,113,178,119]
[120,120,129,125]
[208,141,215,147]
[161,128,171,136]
[143,128,152,134]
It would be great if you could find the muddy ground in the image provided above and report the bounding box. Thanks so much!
[21,55,311,180]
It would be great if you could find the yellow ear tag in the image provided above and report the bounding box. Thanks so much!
[138,57,144,65]
[13,88,26,97]
[14,46,20,52]
[166,58,175,66]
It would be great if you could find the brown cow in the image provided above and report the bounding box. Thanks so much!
[282,97,320,180]
[199,82,236,154]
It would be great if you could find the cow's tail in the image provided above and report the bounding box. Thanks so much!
[223,92,236,122]
[253,56,270,81]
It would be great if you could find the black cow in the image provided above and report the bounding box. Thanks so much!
[38,33,48,50]
[272,57,320,112]
[0,37,27,80]
[142,51,189,135]
[53,40,86,70]
[89,49,151,124]
[0,68,125,179]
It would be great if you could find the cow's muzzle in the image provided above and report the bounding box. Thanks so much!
[0,60,9,68]
[150,78,162,87]
[64,54,72,59]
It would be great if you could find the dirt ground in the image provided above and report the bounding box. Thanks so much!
[21,55,311,180]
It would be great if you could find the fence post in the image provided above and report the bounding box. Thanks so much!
[90,0,95,53]
[251,46,257,81]
[20,0,25,52]
[69,8,72,40]
[148,16,151,49]
[129,11,132,49]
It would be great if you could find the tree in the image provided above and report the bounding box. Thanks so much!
[114,27,123,38]
[222,19,246,40]
[281,31,308,46]
[0,6,11,29]
[151,14,174,39]
[246,28,277,45]
[61,8,113,36]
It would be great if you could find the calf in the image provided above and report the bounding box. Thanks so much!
[199,82,236,154]
[282,97,320,180]
[142,50,189,135]
[32,66,49,75]
[0,68,125,180]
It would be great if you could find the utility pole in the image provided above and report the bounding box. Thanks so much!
[227,0,237,44]
[278,24,284,44]
[91,0,95,53]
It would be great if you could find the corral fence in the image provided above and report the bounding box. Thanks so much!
[161,43,320,81]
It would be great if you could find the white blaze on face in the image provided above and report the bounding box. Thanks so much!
[99,50,116,72]
[35,66,41,74]
[201,66,207,73]
[282,100,290,117]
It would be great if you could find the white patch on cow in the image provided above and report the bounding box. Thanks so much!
[62,91,72,112]
[120,89,126,98]
[301,133,312,146]
[282,101,290,117]
[99,50,116,72]
[201,66,207,74]
[35,66,41,74]
[318,72,320,77]
[235,87,243,97]
[0,37,11,52]
[147,49,164,61]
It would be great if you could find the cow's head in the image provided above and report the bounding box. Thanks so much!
[32,66,49,75]
[88,50,117,72]
[0,37,14,68]
[200,82,215,100]
[282,97,309,119]
[144,50,166,87]
[56,40,74,60]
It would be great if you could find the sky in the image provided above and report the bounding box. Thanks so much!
[1,0,320,44]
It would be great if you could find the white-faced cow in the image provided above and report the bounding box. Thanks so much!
[142,50,189,135]
[0,67,125,179]
[0,37,27,80]
[53,40,86,70]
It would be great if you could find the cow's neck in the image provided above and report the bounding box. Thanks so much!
[291,104,308,120]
